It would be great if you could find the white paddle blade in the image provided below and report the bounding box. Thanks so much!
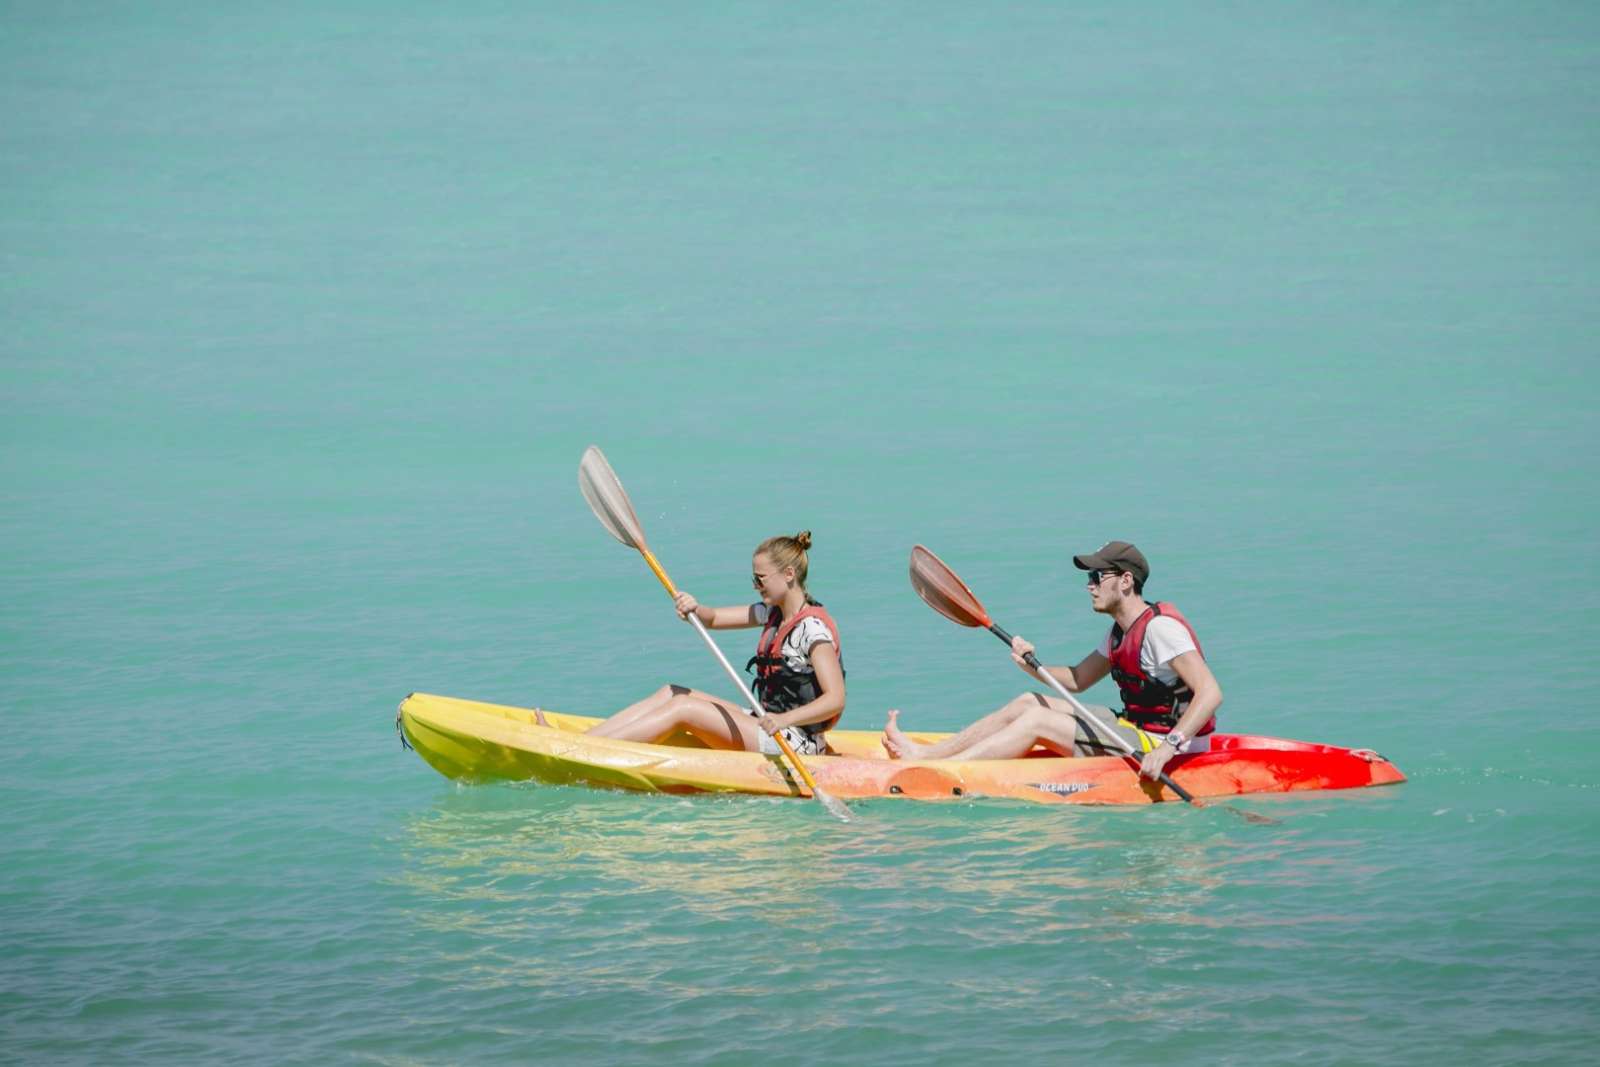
[578,446,648,549]
[813,786,852,823]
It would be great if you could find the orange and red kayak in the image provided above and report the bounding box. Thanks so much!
[397,692,1404,805]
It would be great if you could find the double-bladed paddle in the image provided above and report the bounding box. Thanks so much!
[578,446,851,822]
[909,544,1275,823]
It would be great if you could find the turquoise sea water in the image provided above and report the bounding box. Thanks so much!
[5,3,1597,1063]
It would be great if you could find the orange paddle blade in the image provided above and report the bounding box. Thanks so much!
[909,545,992,629]
[579,445,649,550]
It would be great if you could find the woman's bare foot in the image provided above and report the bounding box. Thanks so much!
[882,709,927,760]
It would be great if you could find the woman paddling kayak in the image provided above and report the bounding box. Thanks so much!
[569,531,846,755]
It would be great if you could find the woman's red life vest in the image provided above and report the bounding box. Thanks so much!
[745,602,844,729]
[1107,602,1213,735]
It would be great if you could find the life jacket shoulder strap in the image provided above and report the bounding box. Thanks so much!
[1110,602,1203,677]
[756,602,842,665]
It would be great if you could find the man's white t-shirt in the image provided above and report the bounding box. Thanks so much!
[1095,615,1196,685]
[751,604,835,673]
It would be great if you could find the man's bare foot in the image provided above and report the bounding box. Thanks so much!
[882,709,926,760]
[532,708,551,728]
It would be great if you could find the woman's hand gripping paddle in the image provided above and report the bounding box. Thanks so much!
[578,446,851,822]
[909,545,1274,822]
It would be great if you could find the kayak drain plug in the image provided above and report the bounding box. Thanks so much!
[888,784,964,797]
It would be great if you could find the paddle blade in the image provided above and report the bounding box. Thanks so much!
[812,785,853,823]
[578,446,648,549]
[909,545,992,629]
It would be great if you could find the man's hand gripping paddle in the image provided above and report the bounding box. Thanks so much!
[909,545,1275,823]
[578,446,851,822]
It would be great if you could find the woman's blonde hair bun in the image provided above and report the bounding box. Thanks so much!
[756,530,814,587]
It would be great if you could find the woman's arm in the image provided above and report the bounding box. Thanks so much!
[765,641,845,730]
[673,592,763,630]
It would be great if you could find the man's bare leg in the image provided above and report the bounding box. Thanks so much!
[883,693,1046,760]
[932,699,1081,760]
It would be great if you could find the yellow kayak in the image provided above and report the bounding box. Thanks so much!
[397,692,1406,805]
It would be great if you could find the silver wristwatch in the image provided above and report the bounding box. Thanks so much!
[1163,730,1188,749]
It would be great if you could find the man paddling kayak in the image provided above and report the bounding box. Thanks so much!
[883,541,1222,782]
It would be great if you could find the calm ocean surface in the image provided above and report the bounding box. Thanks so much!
[4,3,1597,1063]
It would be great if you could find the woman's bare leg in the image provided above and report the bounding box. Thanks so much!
[588,685,726,738]
[590,692,762,750]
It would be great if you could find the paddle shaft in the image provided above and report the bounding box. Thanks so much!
[985,622,1200,806]
[642,550,829,798]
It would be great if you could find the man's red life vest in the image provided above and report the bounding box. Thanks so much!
[1108,602,1213,735]
[745,602,844,729]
